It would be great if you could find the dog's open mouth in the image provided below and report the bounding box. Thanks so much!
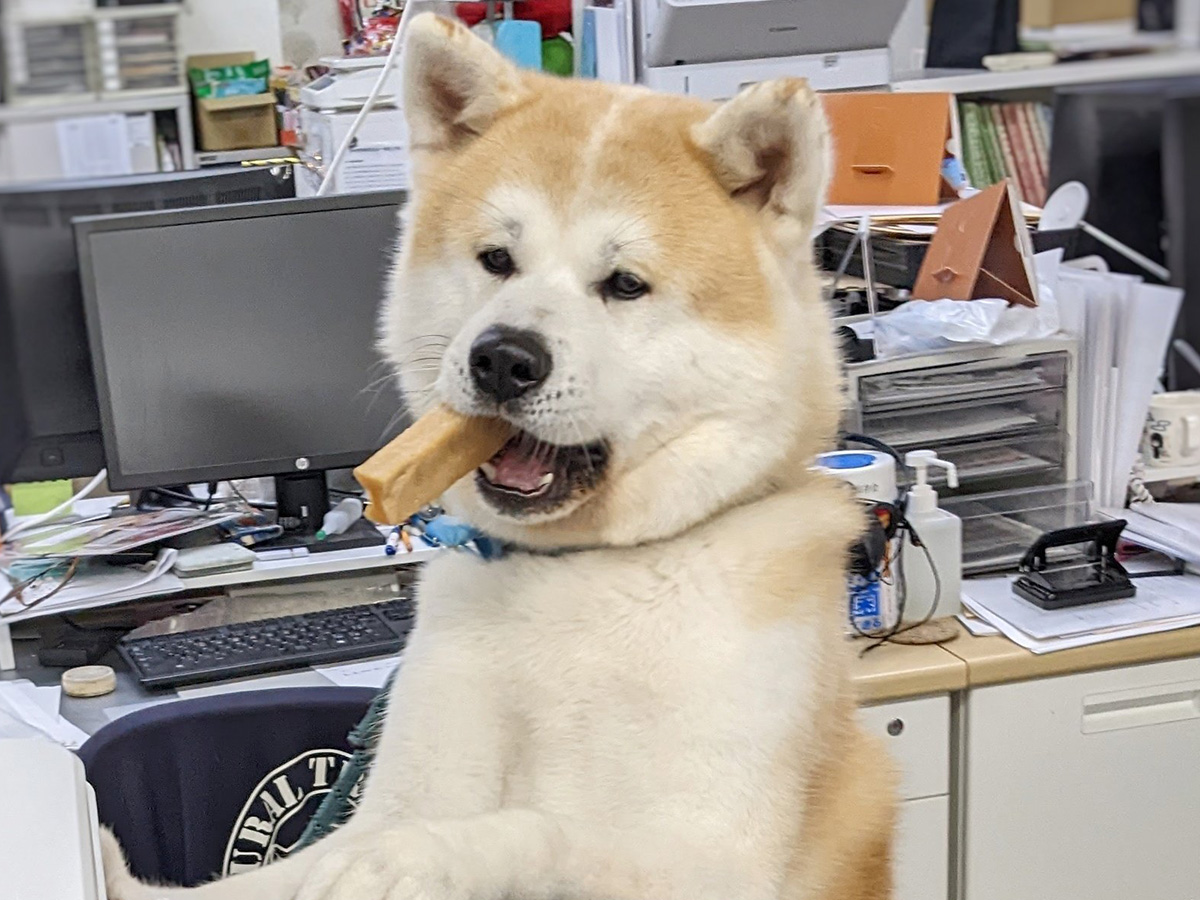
[475,432,609,516]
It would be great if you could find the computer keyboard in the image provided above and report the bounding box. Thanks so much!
[120,598,415,689]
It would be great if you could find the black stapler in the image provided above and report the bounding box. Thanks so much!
[1013,520,1136,610]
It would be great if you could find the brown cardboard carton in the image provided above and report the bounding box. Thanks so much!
[1022,0,1136,29]
[823,93,958,206]
[187,53,278,152]
[912,180,1039,308]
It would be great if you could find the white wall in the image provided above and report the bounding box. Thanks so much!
[178,0,285,65]
[278,0,345,69]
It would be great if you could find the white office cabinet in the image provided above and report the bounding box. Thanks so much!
[964,656,1200,900]
[860,695,951,900]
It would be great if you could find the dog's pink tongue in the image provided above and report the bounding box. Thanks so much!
[491,443,554,492]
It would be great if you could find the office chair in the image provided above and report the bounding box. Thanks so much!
[78,686,376,888]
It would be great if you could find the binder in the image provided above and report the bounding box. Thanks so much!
[823,92,959,206]
[912,180,1039,308]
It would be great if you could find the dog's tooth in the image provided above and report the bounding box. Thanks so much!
[480,461,498,481]
[538,472,555,487]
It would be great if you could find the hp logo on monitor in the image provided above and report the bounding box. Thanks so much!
[294,458,311,471]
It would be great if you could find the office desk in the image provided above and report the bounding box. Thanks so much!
[0,541,441,671]
[14,601,1200,900]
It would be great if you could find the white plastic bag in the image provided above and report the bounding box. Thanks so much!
[874,251,1062,358]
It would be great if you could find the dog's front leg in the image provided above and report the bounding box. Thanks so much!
[293,810,777,900]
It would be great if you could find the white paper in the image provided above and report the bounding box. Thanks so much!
[314,655,400,690]
[961,573,1200,654]
[957,613,1001,636]
[0,549,182,624]
[591,7,625,84]
[965,598,1200,654]
[0,681,89,749]
[56,114,134,179]
[340,146,408,193]
[174,667,334,700]
[1112,284,1184,502]
[1055,268,1180,508]
[964,574,1200,640]
[126,112,155,150]
[1113,504,1200,567]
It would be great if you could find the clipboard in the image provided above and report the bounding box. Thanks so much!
[912,180,1040,308]
[823,92,960,206]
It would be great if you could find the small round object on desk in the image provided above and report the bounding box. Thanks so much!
[62,665,116,698]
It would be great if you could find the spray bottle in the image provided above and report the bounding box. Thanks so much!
[901,451,962,623]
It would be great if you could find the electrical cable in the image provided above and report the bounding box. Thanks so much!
[1,469,108,544]
[227,482,277,511]
[317,1,416,197]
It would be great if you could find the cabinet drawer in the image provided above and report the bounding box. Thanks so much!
[859,695,950,801]
[965,655,1200,900]
[895,796,949,900]
[858,352,1068,412]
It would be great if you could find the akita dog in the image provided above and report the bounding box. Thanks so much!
[103,13,896,900]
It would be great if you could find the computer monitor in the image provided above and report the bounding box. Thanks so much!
[1164,93,1200,388]
[1049,77,1200,389]
[0,167,295,485]
[1048,80,1175,278]
[75,192,407,548]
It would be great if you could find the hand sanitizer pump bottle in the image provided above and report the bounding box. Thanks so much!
[901,450,963,623]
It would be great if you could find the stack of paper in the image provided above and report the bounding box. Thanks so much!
[582,1,634,84]
[1056,270,1183,508]
[1108,503,1200,567]
[0,681,89,749]
[962,572,1200,654]
[0,549,182,624]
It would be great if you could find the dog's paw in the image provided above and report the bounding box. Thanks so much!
[295,825,466,900]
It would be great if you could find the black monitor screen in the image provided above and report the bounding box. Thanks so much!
[76,193,407,489]
[0,167,294,484]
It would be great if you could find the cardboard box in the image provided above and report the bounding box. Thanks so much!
[1022,0,1136,29]
[823,93,958,206]
[187,53,278,152]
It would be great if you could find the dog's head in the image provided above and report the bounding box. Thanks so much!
[382,14,842,549]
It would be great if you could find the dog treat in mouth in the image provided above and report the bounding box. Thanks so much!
[355,405,512,525]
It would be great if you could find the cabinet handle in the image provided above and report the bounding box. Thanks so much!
[887,718,904,737]
[1082,680,1200,734]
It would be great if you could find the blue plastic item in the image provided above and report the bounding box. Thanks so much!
[494,19,543,70]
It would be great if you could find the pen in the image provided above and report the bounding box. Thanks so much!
[385,526,402,556]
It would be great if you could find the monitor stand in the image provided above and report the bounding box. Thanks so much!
[257,472,384,554]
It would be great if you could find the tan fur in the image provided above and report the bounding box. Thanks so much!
[100,15,896,900]
[408,76,776,333]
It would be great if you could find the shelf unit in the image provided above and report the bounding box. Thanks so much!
[893,49,1200,95]
[0,89,195,176]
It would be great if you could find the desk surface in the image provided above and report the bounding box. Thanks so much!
[940,620,1200,687]
[849,638,967,704]
[12,617,1200,735]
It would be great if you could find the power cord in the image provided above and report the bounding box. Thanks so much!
[837,434,946,654]
[317,1,415,197]
[1,469,108,545]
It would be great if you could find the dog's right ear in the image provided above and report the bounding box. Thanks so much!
[403,13,528,154]
[692,78,831,251]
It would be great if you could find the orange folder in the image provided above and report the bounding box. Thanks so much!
[911,180,1039,308]
[823,92,959,206]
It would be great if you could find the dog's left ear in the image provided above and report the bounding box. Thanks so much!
[403,13,529,154]
[692,79,831,246]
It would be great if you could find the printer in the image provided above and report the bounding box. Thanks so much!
[0,739,108,899]
[636,0,927,100]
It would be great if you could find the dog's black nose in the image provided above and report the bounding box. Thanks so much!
[469,326,552,403]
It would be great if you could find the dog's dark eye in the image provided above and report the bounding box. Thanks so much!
[603,270,650,301]
[479,247,516,278]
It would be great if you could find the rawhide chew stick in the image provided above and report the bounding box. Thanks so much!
[355,405,512,525]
